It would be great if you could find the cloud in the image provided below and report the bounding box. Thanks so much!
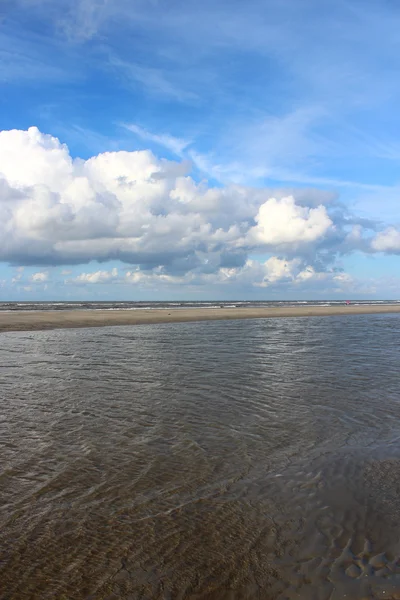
[69,267,118,283]
[120,118,392,193]
[67,258,355,296]
[6,0,400,201]
[202,107,326,184]
[123,123,191,157]
[371,227,400,253]
[30,271,49,282]
[0,127,388,290]
[10,0,112,42]
[208,258,351,292]
[0,43,70,85]
[11,267,24,283]
[108,57,197,103]
[58,0,111,41]
[246,196,333,248]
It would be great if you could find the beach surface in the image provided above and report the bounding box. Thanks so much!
[1,303,400,332]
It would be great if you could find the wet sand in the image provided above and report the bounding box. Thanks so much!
[1,304,400,332]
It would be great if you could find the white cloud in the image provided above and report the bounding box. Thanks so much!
[0,31,74,85]
[12,0,112,43]
[70,267,118,284]
[59,0,111,41]
[66,258,354,296]
[333,272,354,287]
[0,127,73,190]
[30,271,49,282]
[215,258,340,290]
[11,268,24,283]
[371,227,400,253]
[123,123,191,157]
[6,0,400,204]
[0,127,390,292]
[246,196,333,247]
[260,257,303,284]
[108,56,197,102]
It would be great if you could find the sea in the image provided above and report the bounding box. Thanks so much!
[0,299,399,312]
[1,311,400,599]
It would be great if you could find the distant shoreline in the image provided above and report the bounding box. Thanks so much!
[1,304,400,332]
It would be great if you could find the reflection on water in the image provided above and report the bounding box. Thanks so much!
[1,315,400,599]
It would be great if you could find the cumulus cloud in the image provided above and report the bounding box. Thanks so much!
[371,227,400,252]
[66,258,355,295]
[70,267,118,284]
[246,196,332,247]
[30,271,49,282]
[212,257,345,290]
[0,126,386,290]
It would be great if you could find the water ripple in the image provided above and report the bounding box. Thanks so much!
[1,314,400,599]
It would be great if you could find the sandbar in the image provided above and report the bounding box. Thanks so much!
[1,304,400,333]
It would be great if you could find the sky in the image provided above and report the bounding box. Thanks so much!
[1,0,400,300]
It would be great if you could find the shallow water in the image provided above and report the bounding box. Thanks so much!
[1,315,400,599]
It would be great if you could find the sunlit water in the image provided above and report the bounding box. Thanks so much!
[1,315,400,599]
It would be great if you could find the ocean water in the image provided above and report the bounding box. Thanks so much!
[0,299,399,312]
[1,314,400,599]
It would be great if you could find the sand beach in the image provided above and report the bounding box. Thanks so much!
[1,303,400,332]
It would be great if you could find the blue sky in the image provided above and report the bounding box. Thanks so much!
[1,0,400,299]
